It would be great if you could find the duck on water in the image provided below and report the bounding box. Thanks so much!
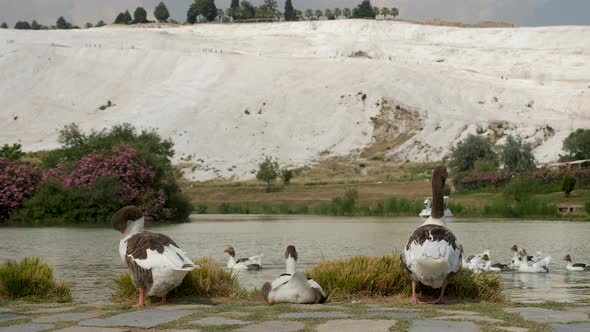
[401,166,463,304]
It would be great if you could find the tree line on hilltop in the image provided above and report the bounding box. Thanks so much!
[1,0,399,30]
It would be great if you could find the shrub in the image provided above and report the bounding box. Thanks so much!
[500,135,536,171]
[113,257,241,302]
[561,175,576,197]
[586,200,590,214]
[474,159,498,172]
[0,257,71,302]
[154,2,170,22]
[503,176,540,202]
[449,135,497,172]
[39,124,191,222]
[0,158,42,221]
[281,169,293,185]
[9,177,123,224]
[133,7,148,23]
[0,144,23,161]
[307,255,502,302]
[352,0,377,19]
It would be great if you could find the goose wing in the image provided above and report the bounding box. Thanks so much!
[126,232,198,271]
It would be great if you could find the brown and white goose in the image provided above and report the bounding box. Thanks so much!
[401,166,463,304]
[112,206,199,307]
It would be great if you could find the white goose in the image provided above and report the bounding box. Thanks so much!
[518,248,550,273]
[223,247,263,270]
[401,166,463,304]
[261,245,326,304]
[563,254,590,271]
[112,206,199,307]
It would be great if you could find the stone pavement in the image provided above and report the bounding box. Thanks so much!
[0,301,589,332]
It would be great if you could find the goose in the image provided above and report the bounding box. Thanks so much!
[517,248,550,273]
[509,244,533,269]
[223,247,263,270]
[563,254,590,271]
[261,245,326,304]
[112,206,199,307]
[401,166,463,304]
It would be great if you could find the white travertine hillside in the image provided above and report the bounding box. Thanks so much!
[0,20,589,180]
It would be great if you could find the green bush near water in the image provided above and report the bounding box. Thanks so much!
[307,255,503,302]
[0,257,71,302]
[113,257,243,302]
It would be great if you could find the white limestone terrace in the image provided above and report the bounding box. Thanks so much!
[0,20,589,181]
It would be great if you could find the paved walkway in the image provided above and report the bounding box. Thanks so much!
[1,301,589,332]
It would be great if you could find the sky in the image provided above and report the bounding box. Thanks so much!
[0,0,589,27]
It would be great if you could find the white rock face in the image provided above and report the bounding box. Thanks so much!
[1,20,589,180]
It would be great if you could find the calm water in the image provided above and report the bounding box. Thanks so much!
[1,215,590,303]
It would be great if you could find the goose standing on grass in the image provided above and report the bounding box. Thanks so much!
[563,254,590,271]
[223,247,263,270]
[261,245,326,304]
[401,166,463,304]
[517,248,550,273]
[112,206,199,307]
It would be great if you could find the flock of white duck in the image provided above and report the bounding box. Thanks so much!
[111,165,588,307]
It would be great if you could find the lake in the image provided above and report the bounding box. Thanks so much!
[1,215,589,303]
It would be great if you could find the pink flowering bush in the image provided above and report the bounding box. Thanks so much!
[63,145,169,220]
[0,158,42,220]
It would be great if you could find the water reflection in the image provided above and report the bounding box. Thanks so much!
[1,215,589,303]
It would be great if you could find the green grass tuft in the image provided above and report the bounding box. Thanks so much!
[307,255,503,302]
[113,257,244,302]
[0,257,72,302]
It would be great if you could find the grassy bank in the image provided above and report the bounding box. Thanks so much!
[112,257,251,303]
[0,257,71,302]
[307,255,503,302]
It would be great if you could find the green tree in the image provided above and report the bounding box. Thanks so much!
[315,9,322,19]
[114,13,126,24]
[95,20,106,27]
[449,134,498,172]
[188,0,218,22]
[305,9,313,20]
[295,9,303,20]
[133,7,148,23]
[154,2,170,22]
[84,22,93,29]
[334,8,341,19]
[324,9,334,20]
[256,157,279,192]
[229,0,241,19]
[0,144,23,161]
[585,200,590,214]
[391,7,399,19]
[56,16,71,29]
[562,176,576,197]
[14,21,31,29]
[281,169,294,185]
[240,1,257,19]
[353,0,376,19]
[1,22,8,29]
[123,10,133,24]
[500,135,536,172]
[343,8,352,18]
[256,0,278,19]
[284,0,296,21]
[381,7,389,19]
[474,159,497,172]
[562,129,590,161]
[31,20,42,30]
[373,6,380,17]
[503,176,540,202]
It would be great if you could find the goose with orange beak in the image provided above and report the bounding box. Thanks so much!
[112,205,199,307]
[401,166,463,304]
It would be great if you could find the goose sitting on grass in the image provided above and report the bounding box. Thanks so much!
[223,247,263,270]
[262,245,326,304]
[563,254,590,271]
[112,206,199,307]
[401,166,463,304]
